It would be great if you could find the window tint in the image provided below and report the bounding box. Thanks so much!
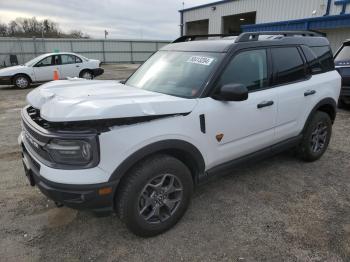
[271,47,305,85]
[335,45,350,62]
[301,46,323,74]
[61,55,77,65]
[217,49,268,91]
[311,46,334,72]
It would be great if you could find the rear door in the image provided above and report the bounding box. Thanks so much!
[59,54,83,78]
[203,48,278,168]
[273,46,317,142]
[32,55,60,82]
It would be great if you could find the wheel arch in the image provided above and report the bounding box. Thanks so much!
[11,73,32,84]
[303,97,337,133]
[79,68,93,77]
[109,139,206,188]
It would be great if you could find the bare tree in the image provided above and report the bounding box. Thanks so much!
[1,17,89,38]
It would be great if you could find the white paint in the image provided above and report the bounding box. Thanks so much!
[0,52,100,83]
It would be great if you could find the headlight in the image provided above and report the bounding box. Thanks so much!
[45,139,94,166]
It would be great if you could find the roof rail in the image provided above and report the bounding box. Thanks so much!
[235,31,323,43]
[172,34,236,43]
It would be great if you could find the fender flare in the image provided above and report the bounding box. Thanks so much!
[108,139,206,184]
[302,97,337,133]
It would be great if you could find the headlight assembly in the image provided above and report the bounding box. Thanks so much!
[45,139,95,166]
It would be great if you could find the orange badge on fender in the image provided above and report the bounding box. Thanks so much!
[216,133,224,142]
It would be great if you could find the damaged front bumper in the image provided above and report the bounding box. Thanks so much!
[20,136,117,213]
[19,105,118,214]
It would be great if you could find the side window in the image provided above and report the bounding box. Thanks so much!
[75,56,82,63]
[271,47,306,85]
[217,49,268,92]
[35,56,53,67]
[301,46,323,74]
[61,55,76,65]
[311,46,334,72]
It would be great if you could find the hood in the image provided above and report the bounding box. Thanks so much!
[26,79,197,122]
[0,65,27,75]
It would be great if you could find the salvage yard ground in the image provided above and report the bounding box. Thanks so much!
[0,64,350,261]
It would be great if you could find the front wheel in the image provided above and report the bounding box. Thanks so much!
[297,111,332,162]
[116,154,193,237]
[13,75,30,89]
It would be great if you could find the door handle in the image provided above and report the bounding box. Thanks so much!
[304,90,316,96]
[76,65,80,68]
[257,101,274,109]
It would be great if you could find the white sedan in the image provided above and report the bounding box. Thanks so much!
[0,52,104,89]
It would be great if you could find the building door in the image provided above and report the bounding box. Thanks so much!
[186,19,209,35]
[222,12,256,35]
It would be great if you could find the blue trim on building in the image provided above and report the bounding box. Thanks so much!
[241,14,350,32]
[179,0,233,13]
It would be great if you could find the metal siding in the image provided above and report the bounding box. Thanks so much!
[0,38,169,66]
[321,28,350,51]
[183,0,339,34]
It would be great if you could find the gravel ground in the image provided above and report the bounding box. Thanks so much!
[0,64,350,262]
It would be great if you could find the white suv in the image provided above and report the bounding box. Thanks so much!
[19,31,341,237]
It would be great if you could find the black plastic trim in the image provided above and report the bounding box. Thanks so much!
[203,135,303,182]
[0,75,12,85]
[199,114,206,133]
[108,139,206,183]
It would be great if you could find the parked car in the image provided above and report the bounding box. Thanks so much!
[19,31,340,237]
[334,40,350,107]
[0,52,103,89]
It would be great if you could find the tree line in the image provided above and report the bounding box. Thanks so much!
[0,17,90,38]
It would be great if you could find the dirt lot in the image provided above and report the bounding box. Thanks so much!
[1,64,350,261]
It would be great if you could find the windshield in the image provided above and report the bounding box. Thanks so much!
[335,45,350,62]
[25,54,50,67]
[125,51,223,98]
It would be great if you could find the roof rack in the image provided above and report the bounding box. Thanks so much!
[234,31,323,43]
[172,34,236,43]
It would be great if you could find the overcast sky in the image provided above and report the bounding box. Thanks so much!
[0,0,212,40]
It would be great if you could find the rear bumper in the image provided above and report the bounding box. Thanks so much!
[92,68,104,77]
[21,143,118,214]
[0,75,12,85]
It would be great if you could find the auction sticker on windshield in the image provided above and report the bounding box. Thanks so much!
[187,56,214,66]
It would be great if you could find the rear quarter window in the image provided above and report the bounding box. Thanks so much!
[311,46,334,72]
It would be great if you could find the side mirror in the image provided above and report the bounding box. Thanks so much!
[213,83,248,101]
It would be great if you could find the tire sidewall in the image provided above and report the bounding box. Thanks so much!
[14,75,30,89]
[301,111,332,161]
[122,155,193,236]
[80,70,93,79]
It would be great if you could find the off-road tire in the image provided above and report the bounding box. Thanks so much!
[297,111,332,162]
[116,154,193,237]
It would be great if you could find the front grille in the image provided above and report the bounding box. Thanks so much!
[27,106,52,130]
[22,107,53,165]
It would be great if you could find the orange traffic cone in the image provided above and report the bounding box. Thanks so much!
[53,69,59,80]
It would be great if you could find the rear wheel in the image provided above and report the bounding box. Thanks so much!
[297,111,332,162]
[80,70,93,80]
[13,75,30,89]
[116,154,193,237]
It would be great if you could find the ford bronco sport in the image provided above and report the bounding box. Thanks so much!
[19,31,341,237]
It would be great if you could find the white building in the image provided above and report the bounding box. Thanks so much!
[180,0,350,51]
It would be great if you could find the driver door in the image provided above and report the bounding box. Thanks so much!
[33,55,61,82]
[203,48,278,168]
